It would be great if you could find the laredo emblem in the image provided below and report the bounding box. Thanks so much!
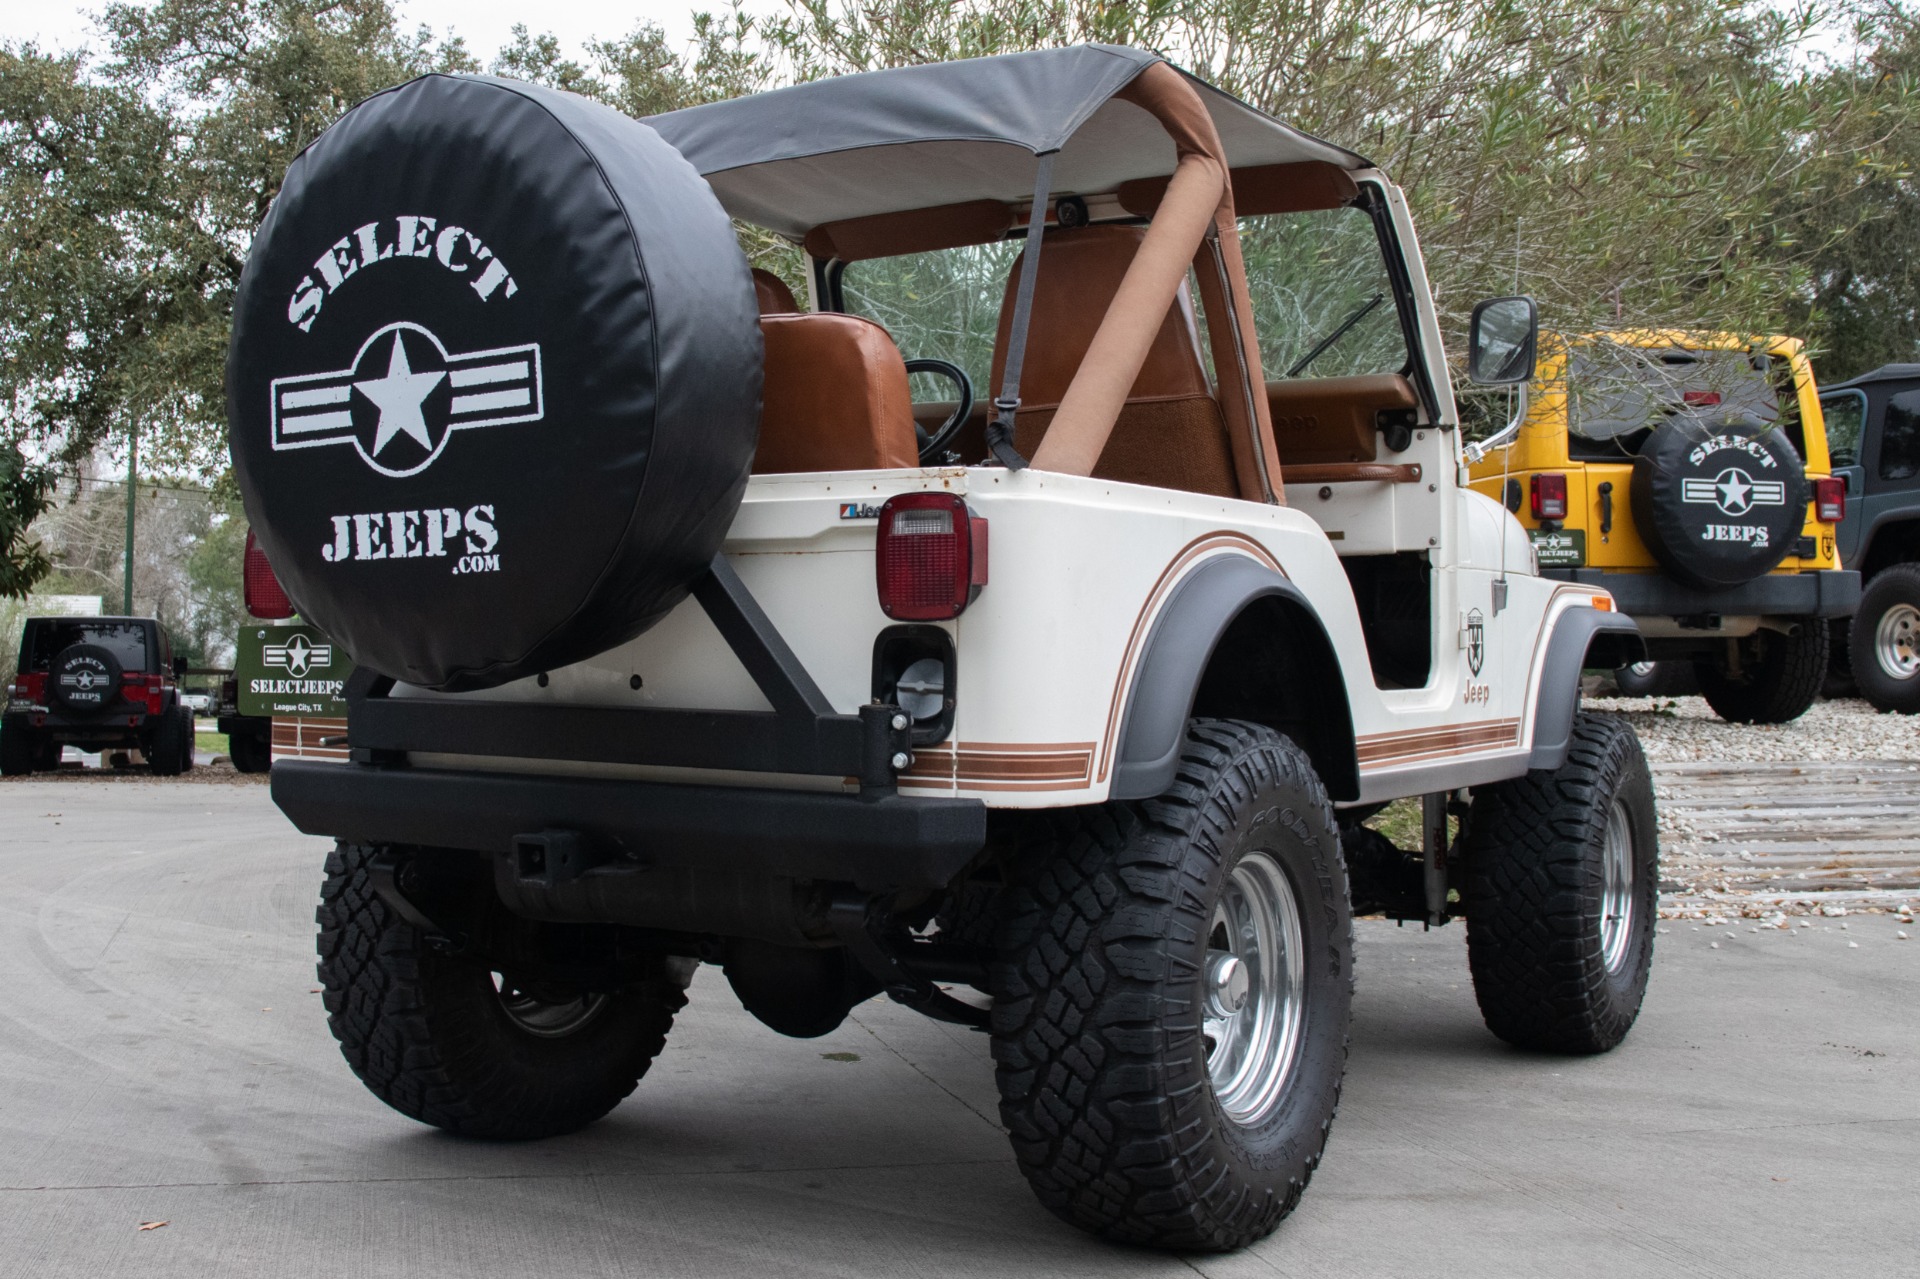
[270,321,543,477]
[1682,468,1786,517]
[1465,608,1486,677]
[263,634,332,679]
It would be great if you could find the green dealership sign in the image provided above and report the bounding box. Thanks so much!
[234,622,353,717]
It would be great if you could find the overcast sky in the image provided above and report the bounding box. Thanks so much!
[0,1,777,65]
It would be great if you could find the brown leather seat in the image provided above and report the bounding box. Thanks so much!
[753,313,919,474]
[752,268,799,315]
[989,225,1238,497]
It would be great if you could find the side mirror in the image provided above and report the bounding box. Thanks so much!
[1467,296,1539,386]
[172,656,188,679]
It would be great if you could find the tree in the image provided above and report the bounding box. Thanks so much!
[0,446,53,597]
[3,0,1916,603]
[1785,3,1920,380]
[766,0,1903,352]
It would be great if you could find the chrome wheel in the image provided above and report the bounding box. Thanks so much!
[1874,603,1920,681]
[1203,850,1306,1127]
[1628,661,1657,678]
[1598,798,1635,974]
[494,975,608,1039]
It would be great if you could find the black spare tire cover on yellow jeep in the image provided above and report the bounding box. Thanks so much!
[228,75,761,692]
[49,644,122,717]
[1629,419,1808,590]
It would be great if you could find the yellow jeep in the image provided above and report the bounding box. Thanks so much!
[1467,332,1858,722]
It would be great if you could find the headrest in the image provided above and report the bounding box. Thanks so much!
[753,313,917,474]
[753,268,800,315]
[989,225,1209,410]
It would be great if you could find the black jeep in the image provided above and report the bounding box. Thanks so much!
[2,616,196,775]
[1820,365,1920,713]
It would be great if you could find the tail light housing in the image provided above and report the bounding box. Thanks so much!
[122,672,165,715]
[875,492,987,621]
[9,672,47,704]
[244,529,296,620]
[1812,476,1846,524]
[1530,472,1569,522]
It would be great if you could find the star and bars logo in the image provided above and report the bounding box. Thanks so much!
[270,322,543,477]
[1682,468,1786,517]
[263,634,332,679]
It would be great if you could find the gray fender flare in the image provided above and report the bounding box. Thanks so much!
[1110,555,1357,801]
[1528,606,1644,770]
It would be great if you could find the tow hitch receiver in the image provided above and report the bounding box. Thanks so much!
[828,893,991,1030]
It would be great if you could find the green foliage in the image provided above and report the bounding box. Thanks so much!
[842,241,1023,394]
[1239,209,1407,380]
[0,445,54,597]
[767,0,1902,355]
[1785,5,1920,380]
[3,0,1919,600]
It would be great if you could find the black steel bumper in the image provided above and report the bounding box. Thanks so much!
[271,761,988,892]
[8,707,150,737]
[1545,568,1861,619]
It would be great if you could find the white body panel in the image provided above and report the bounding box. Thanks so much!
[392,175,1617,809]
[401,467,1607,808]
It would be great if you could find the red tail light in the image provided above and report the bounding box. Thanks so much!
[1530,472,1569,521]
[1812,476,1846,524]
[875,492,987,621]
[121,672,165,715]
[10,672,46,704]
[1682,391,1722,408]
[245,529,295,620]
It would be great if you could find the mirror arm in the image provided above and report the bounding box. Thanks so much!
[1463,382,1530,465]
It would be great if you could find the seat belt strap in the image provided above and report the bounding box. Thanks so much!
[984,152,1056,471]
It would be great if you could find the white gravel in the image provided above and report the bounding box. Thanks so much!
[1583,695,1920,763]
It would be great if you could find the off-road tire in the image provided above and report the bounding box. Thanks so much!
[1849,564,1920,715]
[1694,620,1828,724]
[146,706,191,776]
[1461,713,1657,1054]
[316,841,687,1139]
[1610,661,1669,698]
[229,727,272,774]
[0,718,35,776]
[933,875,1002,951]
[991,720,1353,1251]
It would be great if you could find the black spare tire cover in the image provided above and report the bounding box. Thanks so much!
[1630,419,1809,589]
[228,75,761,692]
[50,644,122,717]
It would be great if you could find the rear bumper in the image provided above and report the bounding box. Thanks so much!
[5,708,151,739]
[1546,568,1861,619]
[216,714,269,736]
[271,761,988,892]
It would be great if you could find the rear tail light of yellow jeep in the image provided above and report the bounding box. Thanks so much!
[1530,473,1569,522]
[1812,476,1846,524]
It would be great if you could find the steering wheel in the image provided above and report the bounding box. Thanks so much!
[903,358,973,463]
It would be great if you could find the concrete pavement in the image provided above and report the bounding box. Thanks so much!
[0,777,1914,1278]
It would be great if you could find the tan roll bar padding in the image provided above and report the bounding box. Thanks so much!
[1032,62,1284,503]
[1117,161,1359,219]
[804,199,1014,263]
[1028,156,1222,477]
